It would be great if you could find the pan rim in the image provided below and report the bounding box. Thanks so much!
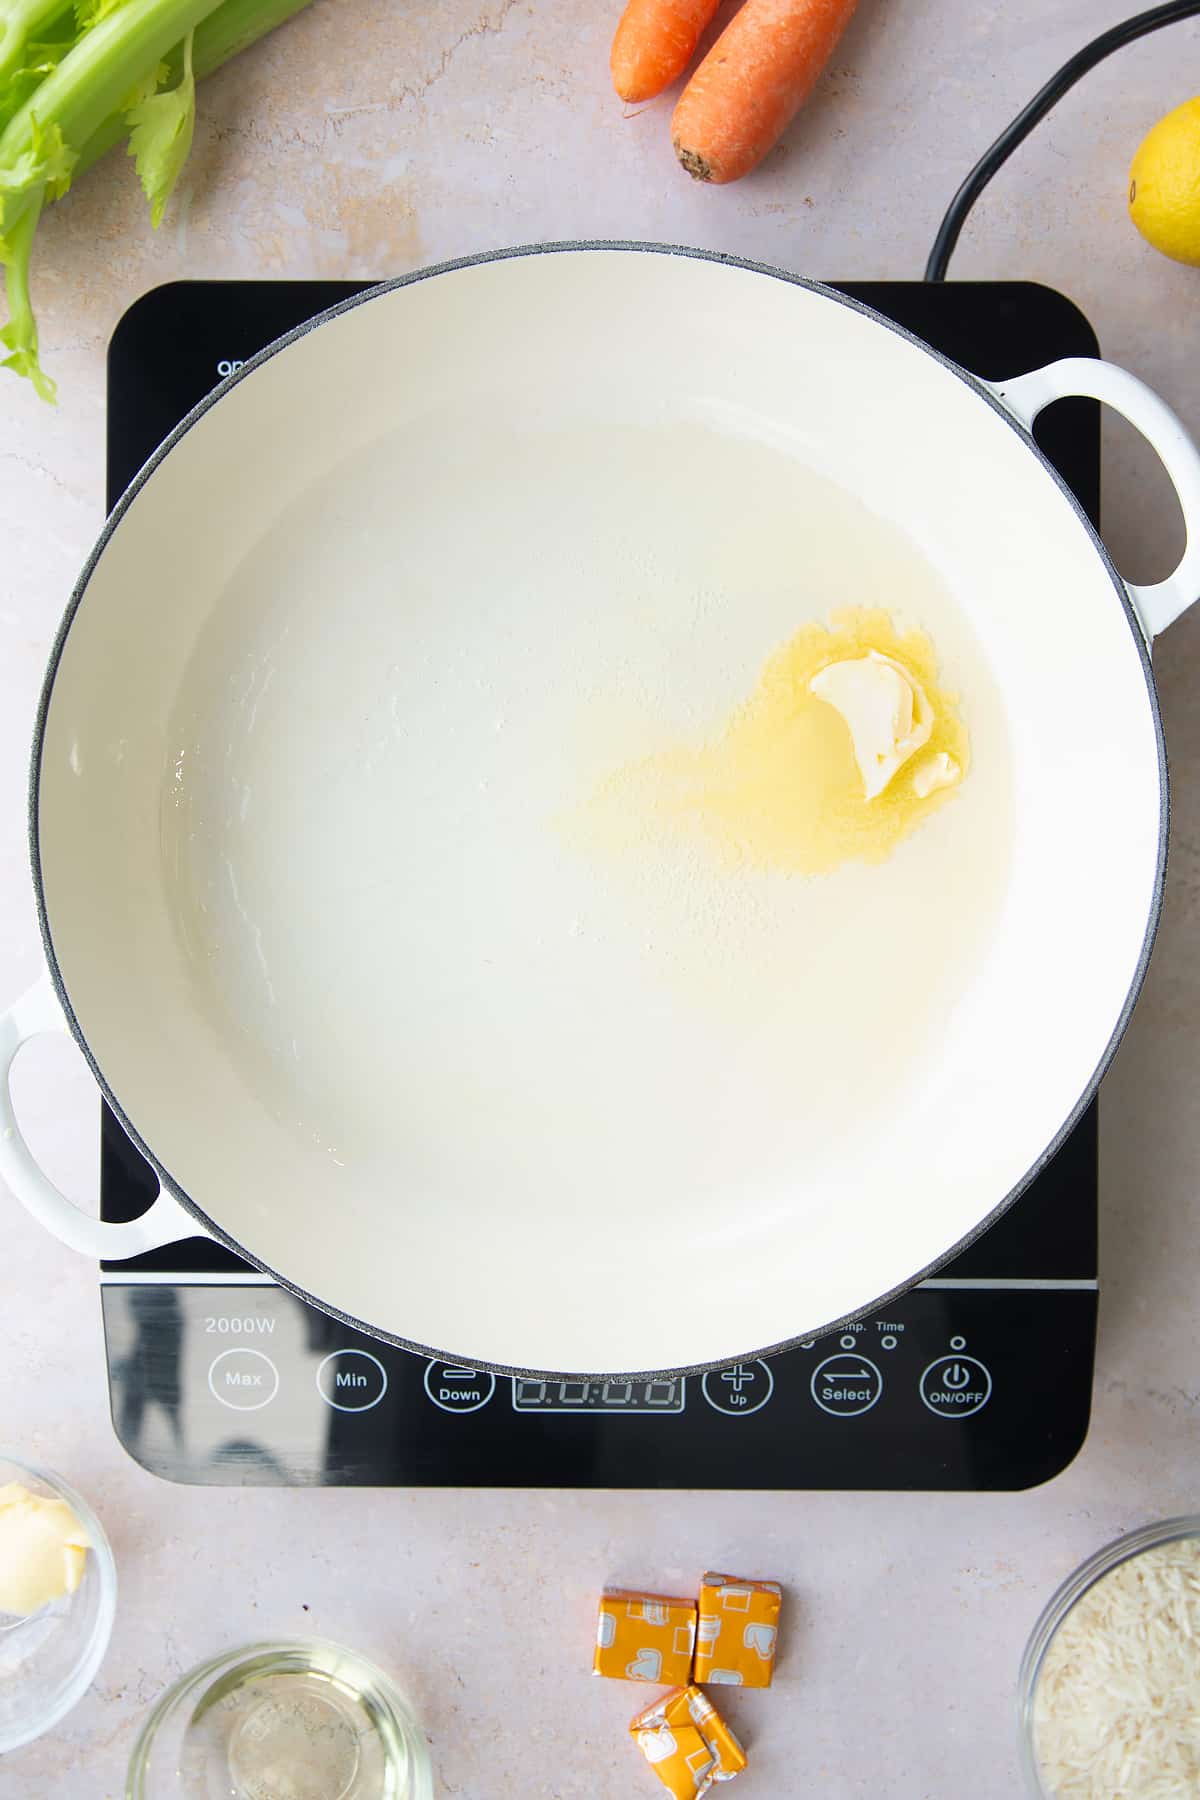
[28,241,1167,1380]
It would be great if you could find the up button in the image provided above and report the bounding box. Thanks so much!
[920,1355,992,1419]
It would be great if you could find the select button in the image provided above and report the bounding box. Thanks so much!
[810,1353,883,1417]
[317,1349,388,1413]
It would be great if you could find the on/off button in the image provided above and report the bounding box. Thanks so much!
[920,1355,992,1419]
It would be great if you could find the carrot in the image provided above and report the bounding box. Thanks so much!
[672,0,859,183]
[611,0,723,104]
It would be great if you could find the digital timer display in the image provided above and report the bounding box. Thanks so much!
[511,1378,686,1413]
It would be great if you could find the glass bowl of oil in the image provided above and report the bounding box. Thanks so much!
[126,1638,432,1800]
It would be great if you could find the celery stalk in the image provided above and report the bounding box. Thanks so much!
[0,187,49,397]
[0,0,72,89]
[191,0,315,73]
[72,0,317,182]
[0,0,224,190]
[0,0,315,400]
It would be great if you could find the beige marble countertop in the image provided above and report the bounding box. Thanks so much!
[2,0,1200,1794]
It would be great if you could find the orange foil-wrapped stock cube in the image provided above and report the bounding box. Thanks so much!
[694,1572,782,1688]
[594,1589,697,1684]
[631,1685,748,1796]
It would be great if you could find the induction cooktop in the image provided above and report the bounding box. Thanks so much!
[100,277,1100,1489]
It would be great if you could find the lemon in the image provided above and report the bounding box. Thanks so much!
[1129,98,1200,265]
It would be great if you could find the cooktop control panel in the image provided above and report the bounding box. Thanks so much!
[101,1278,1095,1489]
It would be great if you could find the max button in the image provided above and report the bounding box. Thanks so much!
[208,1348,279,1411]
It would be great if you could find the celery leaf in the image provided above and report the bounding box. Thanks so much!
[0,113,77,208]
[121,57,168,113]
[125,27,192,227]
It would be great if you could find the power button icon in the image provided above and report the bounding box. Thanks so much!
[919,1355,992,1419]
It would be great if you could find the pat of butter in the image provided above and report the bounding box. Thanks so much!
[0,1483,89,1616]
[912,751,960,799]
[809,651,933,800]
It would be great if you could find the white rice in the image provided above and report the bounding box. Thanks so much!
[1033,1538,1200,1798]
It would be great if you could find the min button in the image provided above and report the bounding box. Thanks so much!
[317,1350,388,1413]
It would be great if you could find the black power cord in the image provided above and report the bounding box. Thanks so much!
[925,0,1200,282]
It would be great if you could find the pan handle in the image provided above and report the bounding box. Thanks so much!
[0,974,202,1259]
[989,357,1200,642]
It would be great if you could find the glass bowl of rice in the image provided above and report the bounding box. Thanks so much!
[1018,1516,1200,1798]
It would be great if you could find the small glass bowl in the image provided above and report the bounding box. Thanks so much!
[0,1451,118,1753]
[127,1638,433,1800]
[1017,1514,1200,1797]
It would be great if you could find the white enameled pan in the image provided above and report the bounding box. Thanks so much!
[3,246,1198,1376]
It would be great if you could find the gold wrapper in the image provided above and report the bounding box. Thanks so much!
[630,1685,747,1794]
[694,1572,781,1689]
[594,1588,697,1685]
